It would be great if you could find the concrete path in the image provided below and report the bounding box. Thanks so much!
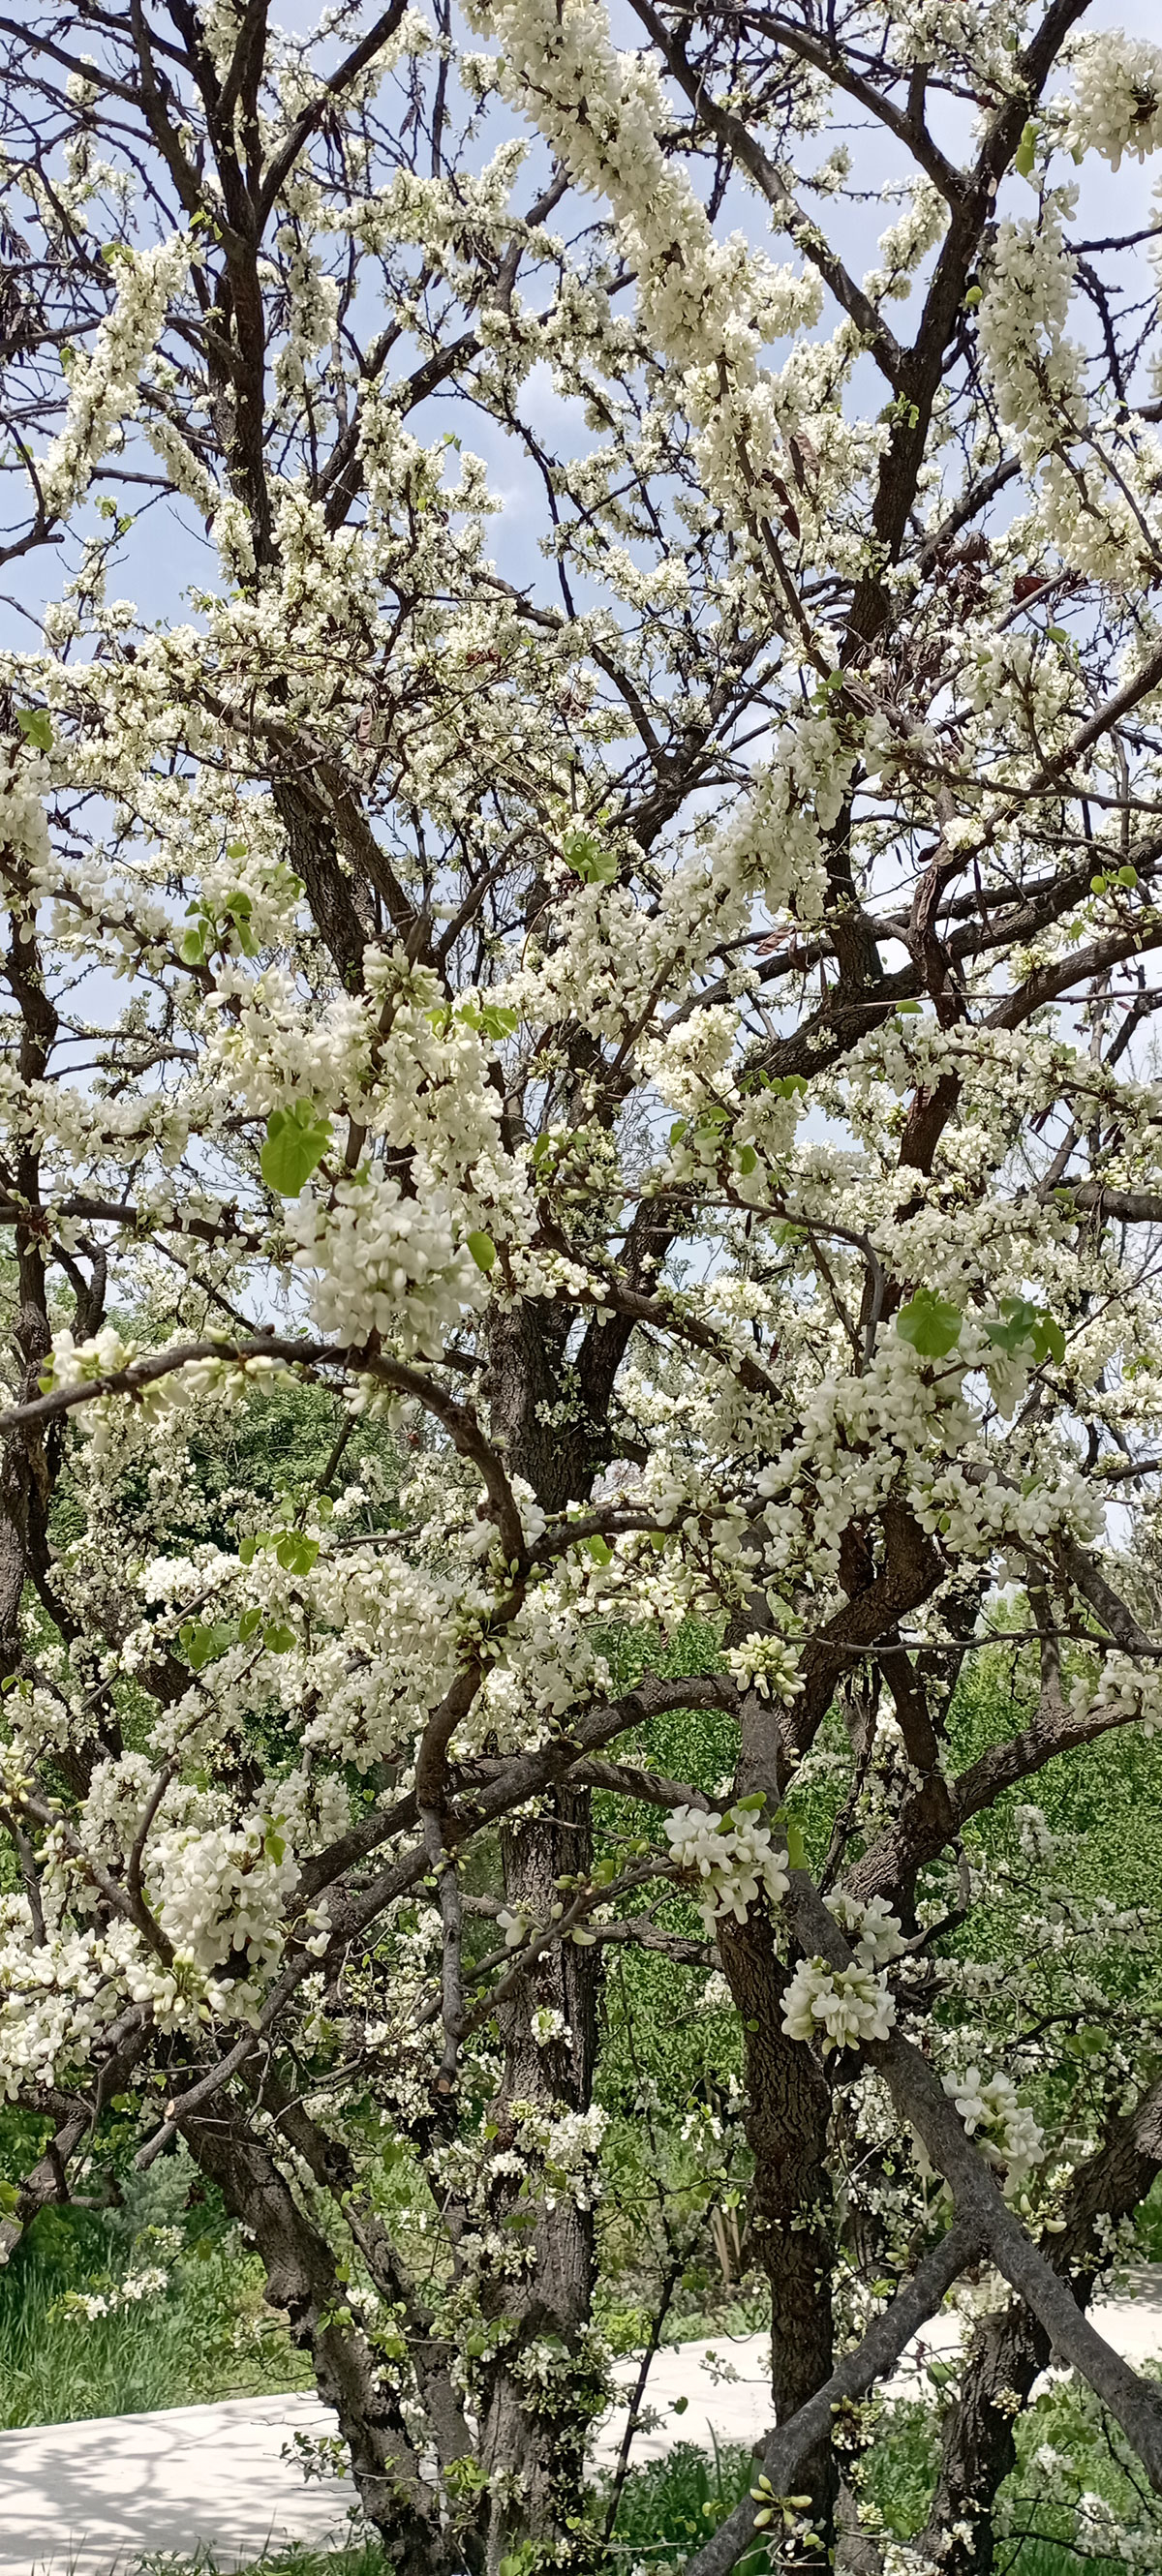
[1,2281,1160,2574]
[0,2391,355,2576]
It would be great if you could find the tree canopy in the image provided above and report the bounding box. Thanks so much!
[4,2,1162,2569]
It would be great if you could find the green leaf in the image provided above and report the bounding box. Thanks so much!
[179,926,207,966]
[237,1607,262,1643]
[985,1298,1065,1368]
[1014,118,1038,179]
[275,1530,320,1575]
[985,1296,1039,1357]
[963,285,982,310]
[467,1228,497,1273]
[586,1534,613,1565]
[15,707,52,751]
[564,829,618,885]
[1064,2025,1107,2060]
[897,1290,963,1358]
[263,1621,295,1654]
[476,1002,520,1041]
[260,1102,332,1197]
[178,1619,233,1672]
[785,1819,806,1871]
[896,1000,922,1015]
[737,1144,758,1175]
[263,1827,287,1865]
[749,1071,809,1100]
[238,1536,256,1566]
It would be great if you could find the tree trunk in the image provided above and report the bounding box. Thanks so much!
[477,1783,602,2572]
[186,2107,448,2574]
[472,1302,608,2565]
[719,1908,838,2561]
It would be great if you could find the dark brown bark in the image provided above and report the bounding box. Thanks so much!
[718,1906,838,2557]
[186,2104,449,2574]
[477,1783,602,2572]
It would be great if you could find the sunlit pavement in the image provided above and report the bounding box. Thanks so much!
[3,2282,1161,2574]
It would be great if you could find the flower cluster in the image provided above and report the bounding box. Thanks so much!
[145,1814,298,2015]
[664,1803,790,1931]
[829,1893,907,1967]
[781,1955,897,2055]
[724,1629,803,1702]
[943,2066,1045,2190]
[1072,34,1162,169]
[57,2265,169,2322]
[37,234,191,516]
[290,1174,490,1355]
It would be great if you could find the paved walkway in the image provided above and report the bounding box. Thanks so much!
[2,2282,1161,2573]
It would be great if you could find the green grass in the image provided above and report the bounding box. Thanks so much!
[0,2147,311,2429]
[0,2238,307,2429]
[600,2440,771,2567]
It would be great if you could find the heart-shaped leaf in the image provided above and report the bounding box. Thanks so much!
[260,1103,332,1196]
[897,1290,963,1358]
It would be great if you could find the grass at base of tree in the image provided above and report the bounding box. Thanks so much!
[129,2549,383,2576]
[118,2539,1132,2576]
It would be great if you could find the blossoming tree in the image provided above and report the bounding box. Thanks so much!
[4,0,1162,2566]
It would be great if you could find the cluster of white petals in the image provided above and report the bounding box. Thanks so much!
[943,2065,1045,2189]
[781,1956,897,2055]
[664,1803,790,1930]
[290,1175,489,1354]
[724,1630,803,1702]
[145,1814,298,2014]
[37,235,191,516]
[1071,34,1162,168]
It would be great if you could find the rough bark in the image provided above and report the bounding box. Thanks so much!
[477,1782,602,2572]
[718,1906,838,2557]
[186,2105,449,2575]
